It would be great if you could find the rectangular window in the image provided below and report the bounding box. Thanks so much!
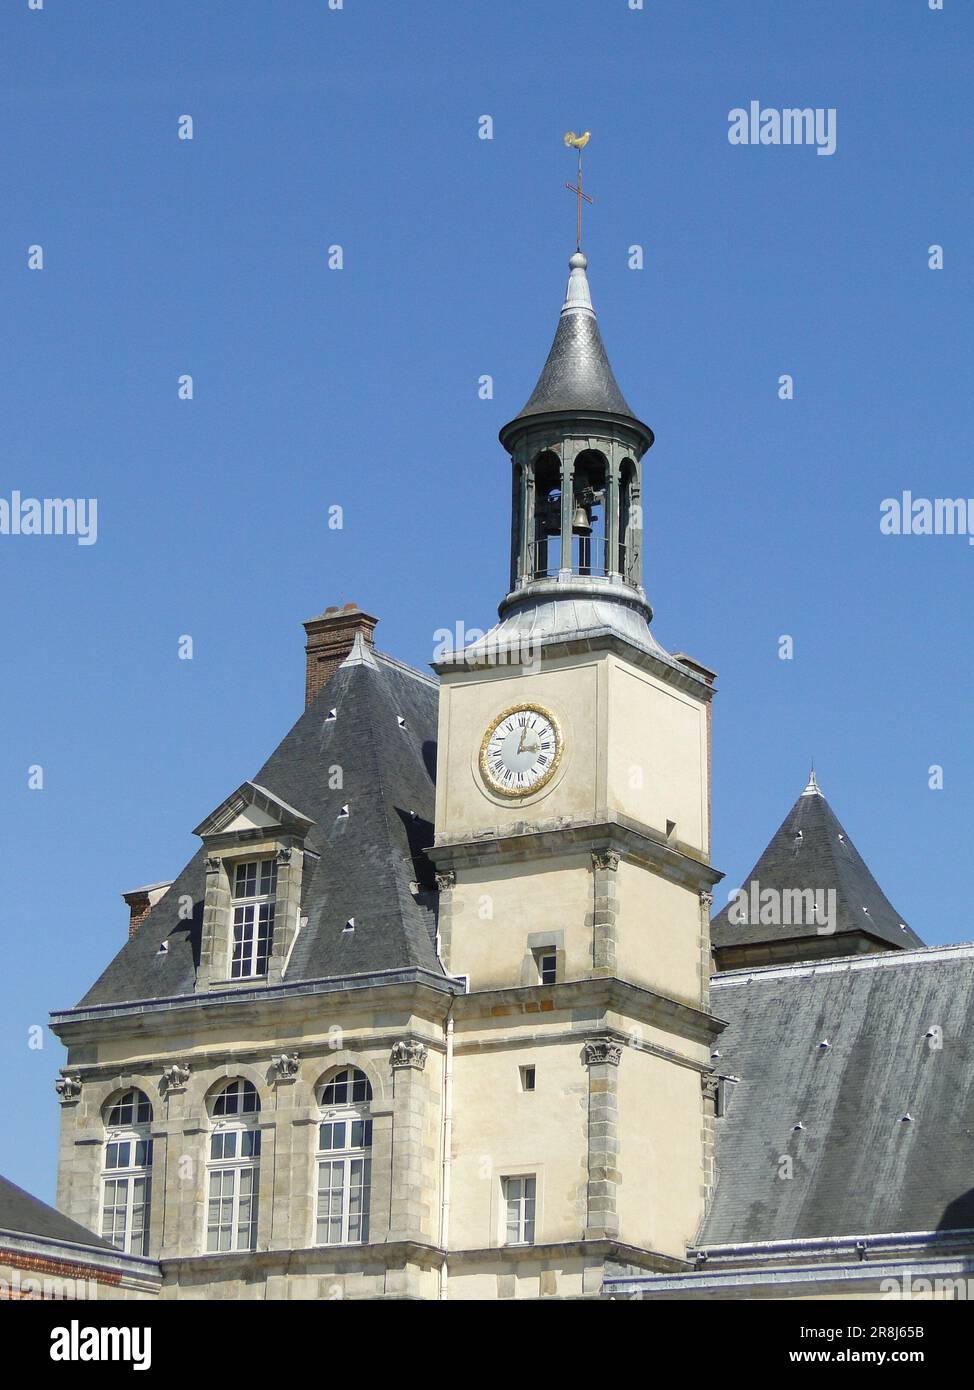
[315,1157,372,1246]
[206,1160,259,1252]
[502,1175,537,1246]
[534,948,557,985]
[100,1175,151,1256]
[230,859,277,978]
[520,1065,536,1092]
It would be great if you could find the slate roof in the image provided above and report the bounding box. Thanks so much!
[710,774,924,956]
[75,651,444,1008]
[513,253,637,422]
[0,1173,115,1250]
[700,945,974,1244]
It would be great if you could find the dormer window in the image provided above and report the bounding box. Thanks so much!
[230,859,277,979]
[193,780,315,990]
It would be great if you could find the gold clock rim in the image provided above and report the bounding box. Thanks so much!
[478,702,563,799]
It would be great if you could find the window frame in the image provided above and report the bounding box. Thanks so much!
[205,1080,262,1253]
[501,1174,537,1246]
[100,1089,153,1256]
[229,857,278,980]
[315,1068,374,1248]
[534,947,557,986]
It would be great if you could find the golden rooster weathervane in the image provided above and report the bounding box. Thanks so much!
[564,130,592,251]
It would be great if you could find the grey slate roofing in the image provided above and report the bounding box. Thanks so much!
[0,1173,114,1251]
[710,774,924,954]
[701,945,974,1244]
[76,651,444,1008]
[514,253,637,422]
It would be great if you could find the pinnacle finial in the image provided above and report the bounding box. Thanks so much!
[802,766,822,796]
[561,252,593,315]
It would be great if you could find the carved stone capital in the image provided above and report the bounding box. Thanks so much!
[204,856,222,874]
[390,1040,428,1071]
[435,870,456,892]
[276,847,292,865]
[161,1063,191,1094]
[699,890,714,911]
[55,1075,82,1104]
[272,1052,300,1082]
[701,1071,720,1102]
[583,1038,623,1068]
[592,849,621,873]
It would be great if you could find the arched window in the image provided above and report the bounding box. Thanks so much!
[315,1068,373,1246]
[206,1079,261,1252]
[101,1088,153,1255]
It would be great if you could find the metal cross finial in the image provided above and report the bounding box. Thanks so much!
[563,131,593,251]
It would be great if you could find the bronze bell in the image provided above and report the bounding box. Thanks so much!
[571,503,592,536]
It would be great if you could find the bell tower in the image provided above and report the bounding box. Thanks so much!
[431,232,724,1295]
[503,250,653,612]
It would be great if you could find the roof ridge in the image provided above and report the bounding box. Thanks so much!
[711,939,974,985]
[374,649,438,689]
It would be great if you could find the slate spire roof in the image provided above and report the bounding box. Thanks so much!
[73,647,445,1009]
[710,772,924,964]
[513,252,637,421]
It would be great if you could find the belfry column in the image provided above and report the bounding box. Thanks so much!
[559,447,576,576]
[606,450,621,577]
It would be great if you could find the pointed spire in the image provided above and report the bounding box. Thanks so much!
[512,252,636,422]
[710,776,924,968]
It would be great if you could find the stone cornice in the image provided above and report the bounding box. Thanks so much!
[449,1237,690,1275]
[0,1228,162,1287]
[430,813,723,893]
[161,1240,446,1279]
[453,1025,714,1075]
[434,628,714,701]
[453,977,726,1047]
[49,969,459,1044]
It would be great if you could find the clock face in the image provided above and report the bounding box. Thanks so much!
[479,704,562,798]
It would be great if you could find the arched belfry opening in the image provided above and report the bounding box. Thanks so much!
[570,449,608,577]
[619,456,640,584]
[497,250,656,633]
[531,450,562,579]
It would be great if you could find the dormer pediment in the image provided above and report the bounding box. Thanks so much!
[192,781,315,842]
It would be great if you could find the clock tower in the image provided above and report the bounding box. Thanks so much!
[430,248,725,1294]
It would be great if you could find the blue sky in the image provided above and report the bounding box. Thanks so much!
[1,0,970,1198]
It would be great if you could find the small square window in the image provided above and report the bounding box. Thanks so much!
[520,1066,536,1093]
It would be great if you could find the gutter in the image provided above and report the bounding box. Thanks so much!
[438,1000,456,1300]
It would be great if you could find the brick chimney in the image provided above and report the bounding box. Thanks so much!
[303,603,379,707]
[122,881,173,940]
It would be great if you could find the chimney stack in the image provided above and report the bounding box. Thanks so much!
[122,882,173,940]
[303,603,378,707]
